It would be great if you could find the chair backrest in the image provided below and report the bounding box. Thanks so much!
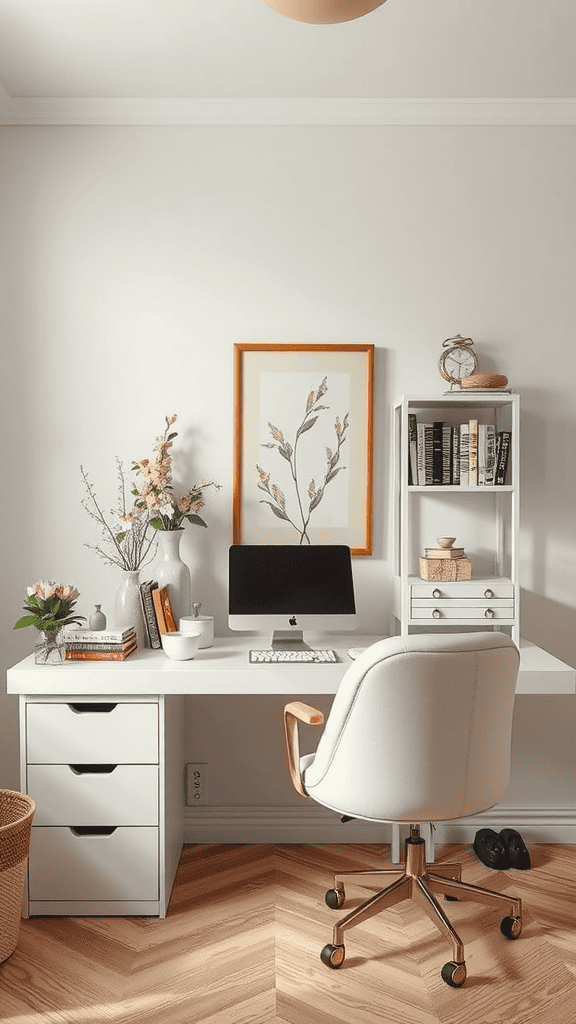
[302,632,520,823]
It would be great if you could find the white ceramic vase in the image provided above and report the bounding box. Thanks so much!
[113,569,145,649]
[152,530,191,625]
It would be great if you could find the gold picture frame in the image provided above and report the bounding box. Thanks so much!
[233,343,374,555]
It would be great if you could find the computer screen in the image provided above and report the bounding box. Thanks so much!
[228,544,356,646]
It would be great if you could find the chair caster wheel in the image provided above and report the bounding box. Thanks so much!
[325,888,345,910]
[441,961,467,987]
[320,943,345,969]
[501,915,522,939]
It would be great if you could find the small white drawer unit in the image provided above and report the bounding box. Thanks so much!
[409,576,515,623]
[20,694,183,918]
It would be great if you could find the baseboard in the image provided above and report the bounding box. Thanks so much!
[183,805,576,846]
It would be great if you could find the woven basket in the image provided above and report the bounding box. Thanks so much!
[0,789,35,963]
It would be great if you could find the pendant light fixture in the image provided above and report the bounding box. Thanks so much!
[262,0,388,24]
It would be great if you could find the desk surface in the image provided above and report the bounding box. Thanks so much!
[6,635,575,695]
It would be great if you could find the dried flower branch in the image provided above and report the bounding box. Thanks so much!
[81,460,157,570]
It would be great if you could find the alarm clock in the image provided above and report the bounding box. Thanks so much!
[438,335,478,386]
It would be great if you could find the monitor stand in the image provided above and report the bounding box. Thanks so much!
[271,630,311,650]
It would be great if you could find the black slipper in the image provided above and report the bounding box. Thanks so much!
[473,828,510,869]
[500,828,531,870]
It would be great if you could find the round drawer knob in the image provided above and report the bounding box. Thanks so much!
[432,589,441,599]
[485,608,495,619]
[432,609,442,619]
[484,588,494,599]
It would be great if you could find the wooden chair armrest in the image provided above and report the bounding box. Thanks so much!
[283,701,324,798]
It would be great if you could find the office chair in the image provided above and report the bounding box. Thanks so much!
[283,631,522,987]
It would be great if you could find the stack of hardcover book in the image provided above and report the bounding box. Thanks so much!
[62,626,137,661]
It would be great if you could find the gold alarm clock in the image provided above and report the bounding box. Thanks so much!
[438,335,478,386]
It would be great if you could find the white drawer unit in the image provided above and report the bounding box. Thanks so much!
[20,694,183,918]
[409,575,515,623]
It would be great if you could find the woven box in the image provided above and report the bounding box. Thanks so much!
[419,556,471,581]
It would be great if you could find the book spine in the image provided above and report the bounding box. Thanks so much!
[65,641,134,652]
[442,423,452,485]
[485,425,496,485]
[452,425,460,485]
[495,430,511,484]
[424,425,434,486]
[61,630,134,643]
[416,423,427,485]
[152,588,168,634]
[432,421,443,485]
[459,424,469,485]
[65,645,137,661]
[478,424,487,485]
[160,588,178,632]
[142,582,162,649]
[408,413,417,486]
[468,419,478,486]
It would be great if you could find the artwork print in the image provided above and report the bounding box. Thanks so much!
[257,373,350,543]
[233,344,374,555]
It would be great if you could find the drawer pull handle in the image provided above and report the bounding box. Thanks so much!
[68,703,118,714]
[69,764,117,775]
[432,609,442,619]
[70,826,117,837]
[485,608,495,619]
[432,589,441,599]
[484,589,494,599]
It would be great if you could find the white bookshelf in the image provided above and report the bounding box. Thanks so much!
[393,394,520,644]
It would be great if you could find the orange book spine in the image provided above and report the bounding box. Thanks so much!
[152,587,168,634]
[159,587,177,632]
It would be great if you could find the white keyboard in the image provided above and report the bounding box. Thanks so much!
[249,649,338,663]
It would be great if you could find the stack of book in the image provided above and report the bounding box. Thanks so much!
[62,626,137,661]
[408,414,511,487]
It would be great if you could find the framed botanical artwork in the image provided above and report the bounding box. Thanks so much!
[233,343,374,555]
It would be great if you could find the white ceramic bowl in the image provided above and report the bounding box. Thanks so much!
[161,631,202,661]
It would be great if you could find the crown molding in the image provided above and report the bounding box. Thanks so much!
[0,96,575,127]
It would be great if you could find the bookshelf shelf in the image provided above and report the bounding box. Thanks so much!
[393,394,520,643]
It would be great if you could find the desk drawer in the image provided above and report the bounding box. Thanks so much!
[28,826,159,901]
[27,764,159,826]
[26,702,159,764]
[411,581,514,600]
[411,601,514,621]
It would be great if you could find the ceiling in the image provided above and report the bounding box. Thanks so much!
[0,1,574,124]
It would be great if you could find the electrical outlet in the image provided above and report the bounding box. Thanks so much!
[185,763,209,806]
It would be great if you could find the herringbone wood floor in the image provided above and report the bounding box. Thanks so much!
[2,843,576,1024]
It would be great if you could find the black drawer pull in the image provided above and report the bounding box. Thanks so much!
[69,764,117,775]
[67,703,118,714]
[70,826,118,837]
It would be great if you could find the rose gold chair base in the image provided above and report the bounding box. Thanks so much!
[320,825,522,985]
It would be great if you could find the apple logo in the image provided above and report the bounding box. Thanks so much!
[289,616,297,626]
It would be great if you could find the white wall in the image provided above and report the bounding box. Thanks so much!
[1,124,575,805]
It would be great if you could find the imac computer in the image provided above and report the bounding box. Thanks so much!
[228,544,356,649]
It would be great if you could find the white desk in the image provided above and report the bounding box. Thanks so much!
[6,635,575,918]
[7,635,575,696]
